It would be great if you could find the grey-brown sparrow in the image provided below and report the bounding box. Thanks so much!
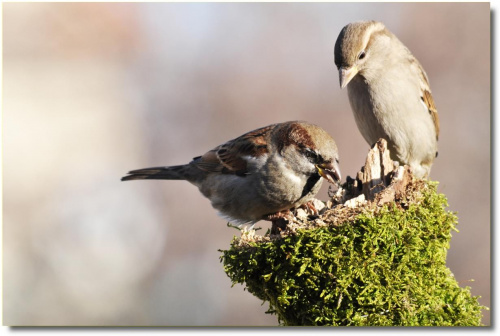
[334,21,439,178]
[122,121,341,224]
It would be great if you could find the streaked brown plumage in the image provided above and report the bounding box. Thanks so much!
[122,121,341,224]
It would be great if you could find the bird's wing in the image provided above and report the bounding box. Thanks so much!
[410,56,440,141]
[193,124,273,175]
[421,88,440,140]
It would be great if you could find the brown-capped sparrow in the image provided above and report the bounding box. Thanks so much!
[334,21,439,178]
[122,121,341,225]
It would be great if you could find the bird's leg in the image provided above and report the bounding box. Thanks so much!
[264,210,294,234]
[299,201,320,217]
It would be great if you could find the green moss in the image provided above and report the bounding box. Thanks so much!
[220,182,485,326]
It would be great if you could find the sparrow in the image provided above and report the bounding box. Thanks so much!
[122,121,341,225]
[334,21,439,178]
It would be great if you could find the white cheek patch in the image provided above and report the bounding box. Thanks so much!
[273,153,307,185]
[284,169,303,185]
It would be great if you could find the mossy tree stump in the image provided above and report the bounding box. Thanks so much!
[220,139,485,326]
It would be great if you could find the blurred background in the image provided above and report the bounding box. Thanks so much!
[2,2,490,326]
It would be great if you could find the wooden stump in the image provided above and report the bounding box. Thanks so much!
[333,138,413,207]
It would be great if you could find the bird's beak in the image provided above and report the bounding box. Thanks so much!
[339,65,358,89]
[316,162,341,185]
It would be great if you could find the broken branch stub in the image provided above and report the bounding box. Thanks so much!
[334,138,413,207]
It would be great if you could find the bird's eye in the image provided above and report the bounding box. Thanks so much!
[304,148,319,163]
[358,51,366,60]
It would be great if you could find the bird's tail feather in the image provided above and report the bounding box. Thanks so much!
[121,165,190,181]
